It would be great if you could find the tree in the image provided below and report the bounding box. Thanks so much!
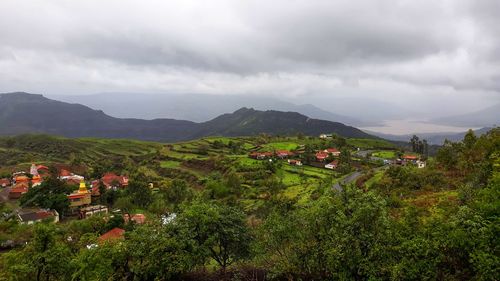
[178,201,252,273]
[165,179,191,205]
[257,186,394,280]
[463,129,477,149]
[19,177,72,215]
[125,222,202,280]
[2,224,73,281]
[126,178,153,208]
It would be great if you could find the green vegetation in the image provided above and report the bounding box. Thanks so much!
[0,129,498,280]
[372,150,397,159]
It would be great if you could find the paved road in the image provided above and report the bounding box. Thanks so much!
[332,171,363,192]
[354,150,386,162]
[332,165,388,192]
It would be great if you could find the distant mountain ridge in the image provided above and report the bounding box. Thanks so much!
[365,127,494,145]
[431,103,500,127]
[0,92,375,141]
[50,92,373,126]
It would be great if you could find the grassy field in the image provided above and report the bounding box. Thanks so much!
[372,150,397,159]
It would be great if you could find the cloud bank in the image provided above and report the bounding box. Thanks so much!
[0,0,498,117]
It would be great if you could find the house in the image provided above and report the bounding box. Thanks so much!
[288,159,303,166]
[323,148,341,157]
[0,178,11,187]
[68,181,91,210]
[402,155,419,161]
[17,209,59,224]
[315,152,329,161]
[91,173,129,196]
[124,213,146,224]
[416,160,426,169]
[14,175,29,184]
[319,134,332,139]
[9,182,29,199]
[275,150,293,159]
[325,160,339,170]
[59,169,84,183]
[78,205,108,219]
[99,227,125,243]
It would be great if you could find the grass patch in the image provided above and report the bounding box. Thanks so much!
[372,150,397,159]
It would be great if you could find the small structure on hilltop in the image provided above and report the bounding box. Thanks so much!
[68,180,91,211]
[325,160,339,170]
[319,134,333,139]
[99,227,125,243]
[17,209,59,224]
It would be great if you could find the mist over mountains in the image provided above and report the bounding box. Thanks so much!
[50,93,375,126]
[431,103,499,128]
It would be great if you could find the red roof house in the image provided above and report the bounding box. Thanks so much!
[9,183,29,199]
[101,173,129,188]
[402,155,419,161]
[324,148,341,156]
[99,227,125,243]
[315,152,329,161]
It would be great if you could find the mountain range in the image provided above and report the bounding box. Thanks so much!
[50,92,373,126]
[0,92,374,142]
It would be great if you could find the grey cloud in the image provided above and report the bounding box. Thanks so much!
[0,0,498,120]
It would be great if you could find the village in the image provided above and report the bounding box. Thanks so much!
[0,133,427,243]
[248,133,426,170]
[0,164,142,242]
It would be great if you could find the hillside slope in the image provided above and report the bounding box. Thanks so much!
[0,92,376,141]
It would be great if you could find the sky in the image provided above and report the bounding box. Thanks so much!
[0,0,499,122]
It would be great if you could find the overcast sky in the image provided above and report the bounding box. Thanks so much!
[0,0,499,118]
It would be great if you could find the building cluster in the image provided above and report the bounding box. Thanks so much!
[0,164,142,225]
[396,154,426,168]
[248,147,342,170]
